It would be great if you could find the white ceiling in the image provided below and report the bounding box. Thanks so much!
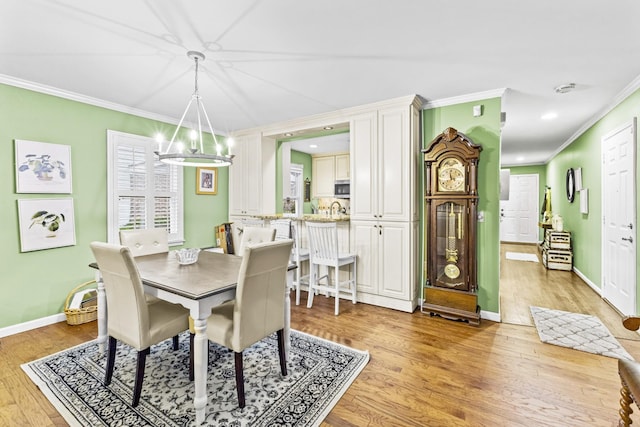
[2,1,640,165]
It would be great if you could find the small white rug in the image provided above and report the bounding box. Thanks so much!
[506,252,539,262]
[530,306,633,360]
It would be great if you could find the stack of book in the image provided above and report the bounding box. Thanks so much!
[215,222,235,254]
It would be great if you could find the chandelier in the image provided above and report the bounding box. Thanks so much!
[155,51,233,167]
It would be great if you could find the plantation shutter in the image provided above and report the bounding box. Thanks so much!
[107,130,183,245]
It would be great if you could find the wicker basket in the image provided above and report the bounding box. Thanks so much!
[64,280,98,325]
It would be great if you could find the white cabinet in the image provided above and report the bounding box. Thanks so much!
[311,155,335,198]
[350,104,419,222]
[349,97,421,312]
[335,154,350,180]
[351,220,417,311]
[312,152,350,198]
[229,133,276,217]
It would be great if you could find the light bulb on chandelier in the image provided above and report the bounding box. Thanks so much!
[155,51,234,167]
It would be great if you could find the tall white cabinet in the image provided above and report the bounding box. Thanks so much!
[228,132,276,217]
[350,97,422,312]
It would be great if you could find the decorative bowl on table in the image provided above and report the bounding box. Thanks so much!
[175,248,201,265]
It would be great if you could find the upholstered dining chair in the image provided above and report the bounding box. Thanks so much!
[205,239,293,408]
[90,242,190,407]
[618,316,640,426]
[237,226,276,255]
[306,221,357,315]
[119,228,169,256]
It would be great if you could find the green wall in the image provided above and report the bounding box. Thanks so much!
[291,150,313,214]
[275,143,313,215]
[507,164,547,241]
[423,97,502,314]
[547,88,640,308]
[0,83,230,328]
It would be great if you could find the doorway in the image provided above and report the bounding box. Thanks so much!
[500,173,539,244]
[602,119,637,316]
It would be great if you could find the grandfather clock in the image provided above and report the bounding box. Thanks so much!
[422,127,482,325]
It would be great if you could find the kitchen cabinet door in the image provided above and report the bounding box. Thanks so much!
[312,155,335,198]
[335,154,350,180]
[351,105,418,222]
[229,133,262,216]
[351,220,414,302]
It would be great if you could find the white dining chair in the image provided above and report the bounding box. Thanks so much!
[237,226,276,254]
[119,228,169,256]
[204,239,294,408]
[90,242,190,407]
[306,221,357,315]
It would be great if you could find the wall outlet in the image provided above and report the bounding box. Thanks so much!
[477,211,485,222]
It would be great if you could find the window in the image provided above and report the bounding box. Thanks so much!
[107,130,184,245]
[290,164,303,212]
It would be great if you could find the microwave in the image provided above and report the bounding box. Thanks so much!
[334,180,350,198]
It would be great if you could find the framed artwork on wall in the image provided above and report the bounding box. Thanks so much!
[196,167,217,195]
[18,198,76,252]
[15,139,73,194]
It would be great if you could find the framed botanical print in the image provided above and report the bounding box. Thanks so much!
[196,167,217,195]
[15,139,73,194]
[18,198,76,252]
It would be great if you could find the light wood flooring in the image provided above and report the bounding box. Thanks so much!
[500,242,639,341]
[3,292,640,426]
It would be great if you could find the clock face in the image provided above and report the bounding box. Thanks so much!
[438,158,465,192]
[444,263,460,279]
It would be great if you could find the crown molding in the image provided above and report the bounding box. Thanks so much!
[545,74,640,163]
[422,88,506,109]
[0,74,228,136]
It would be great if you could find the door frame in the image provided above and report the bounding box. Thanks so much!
[601,118,637,315]
[499,173,539,244]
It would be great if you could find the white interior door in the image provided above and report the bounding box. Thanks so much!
[602,119,636,315]
[500,174,539,243]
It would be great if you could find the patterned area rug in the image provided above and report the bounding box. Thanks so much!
[530,306,633,360]
[22,330,369,426]
[505,252,539,262]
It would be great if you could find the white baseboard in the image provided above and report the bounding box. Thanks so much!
[0,313,66,338]
[480,310,501,323]
[573,267,601,296]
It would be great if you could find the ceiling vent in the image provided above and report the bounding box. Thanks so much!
[554,83,576,94]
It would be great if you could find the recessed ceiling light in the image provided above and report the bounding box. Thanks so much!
[309,144,318,148]
[284,133,293,137]
[516,156,525,162]
[554,83,576,94]
[541,112,558,120]
[323,126,333,130]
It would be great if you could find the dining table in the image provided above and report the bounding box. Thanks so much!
[90,249,296,425]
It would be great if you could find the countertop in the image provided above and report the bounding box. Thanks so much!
[256,214,350,223]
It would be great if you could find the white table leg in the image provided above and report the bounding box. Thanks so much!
[284,269,293,361]
[95,271,107,354]
[192,317,208,425]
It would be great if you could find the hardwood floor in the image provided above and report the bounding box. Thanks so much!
[3,284,640,426]
[500,242,639,340]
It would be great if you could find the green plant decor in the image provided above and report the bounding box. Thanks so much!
[30,210,65,236]
[18,154,67,181]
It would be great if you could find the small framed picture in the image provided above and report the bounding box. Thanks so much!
[196,167,217,195]
[18,198,76,252]
[15,139,73,194]
[283,197,299,217]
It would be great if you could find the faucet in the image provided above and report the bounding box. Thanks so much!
[330,201,342,217]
